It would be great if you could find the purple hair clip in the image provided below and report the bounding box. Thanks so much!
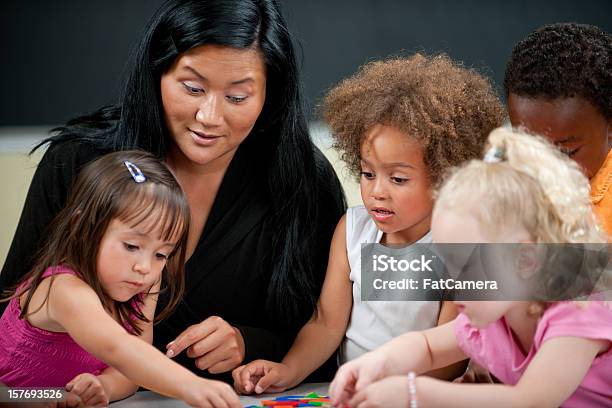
[124,161,146,183]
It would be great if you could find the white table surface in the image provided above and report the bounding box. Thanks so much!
[110,382,330,407]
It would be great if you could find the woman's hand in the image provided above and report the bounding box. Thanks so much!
[166,316,245,373]
[329,351,389,407]
[232,360,296,395]
[348,376,410,408]
[180,378,241,408]
[64,373,109,407]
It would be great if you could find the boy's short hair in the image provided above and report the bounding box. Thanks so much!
[504,23,612,119]
[323,54,504,185]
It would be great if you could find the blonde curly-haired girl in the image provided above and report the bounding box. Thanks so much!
[330,127,611,408]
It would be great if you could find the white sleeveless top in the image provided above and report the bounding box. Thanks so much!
[341,205,441,362]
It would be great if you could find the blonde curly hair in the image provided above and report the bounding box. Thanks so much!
[435,127,606,244]
[322,53,504,185]
[435,128,609,301]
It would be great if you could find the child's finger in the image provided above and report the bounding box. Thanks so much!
[208,393,229,408]
[349,388,367,408]
[221,385,242,408]
[332,375,357,406]
[61,392,83,408]
[66,373,91,394]
[69,379,91,397]
[330,367,352,403]
[212,382,240,408]
[328,373,340,399]
[336,389,354,408]
[65,377,76,392]
[80,383,105,406]
[354,369,376,392]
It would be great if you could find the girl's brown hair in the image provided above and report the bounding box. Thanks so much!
[6,151,190,335]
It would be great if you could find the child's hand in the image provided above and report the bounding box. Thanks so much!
[348,376,409,408]
[180,378,241,408]
[232,360,295,394]
[65,373,109,407]
[46,391,85,408]
[329,351,388,407]
[452,360,495,383]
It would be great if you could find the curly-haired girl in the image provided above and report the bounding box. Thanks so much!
[232,54,504,394]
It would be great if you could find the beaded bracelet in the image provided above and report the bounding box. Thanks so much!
[408,371,418,408]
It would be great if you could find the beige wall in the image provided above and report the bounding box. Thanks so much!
[0,152,42,265]
[318,145,362,208]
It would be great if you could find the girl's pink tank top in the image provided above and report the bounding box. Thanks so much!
[0,266,109,386]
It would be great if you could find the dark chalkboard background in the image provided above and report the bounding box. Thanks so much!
[1,0,610,126]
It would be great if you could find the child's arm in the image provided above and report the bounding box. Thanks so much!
[97,368,136,401]
[66,282,161,405]
[329,320,466,406]
[102,280,162,399]
[424,302,468,380]
[47,275,241,407]
[352,336,608,408]
[233,216,353,394]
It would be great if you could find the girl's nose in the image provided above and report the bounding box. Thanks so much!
[370,179,388,200]
[133,258,151,275]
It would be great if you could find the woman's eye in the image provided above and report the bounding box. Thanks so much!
[123,243,139,251]
[360,171,375,180]
[155,253,169,260]
[391,177,408,184]
[227,95,247,103]
[182,82,204,94]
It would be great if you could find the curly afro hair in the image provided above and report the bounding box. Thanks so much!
[504,23,612,119]
[323,54,504,185]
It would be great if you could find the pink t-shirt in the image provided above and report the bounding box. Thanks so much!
[454,302,612,407]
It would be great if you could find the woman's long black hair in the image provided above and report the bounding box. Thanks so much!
[35,0,345,325]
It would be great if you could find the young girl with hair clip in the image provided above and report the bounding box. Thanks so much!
[329,128,611,408]
[0,152,241,408]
